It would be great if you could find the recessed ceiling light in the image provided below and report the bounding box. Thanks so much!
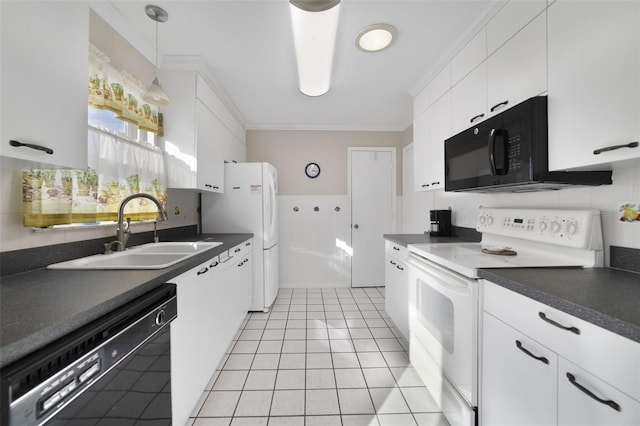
[355,23,396,52]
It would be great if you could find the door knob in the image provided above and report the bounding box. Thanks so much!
[353,224,359,229]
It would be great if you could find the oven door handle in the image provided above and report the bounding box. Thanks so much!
[408,254,474,295]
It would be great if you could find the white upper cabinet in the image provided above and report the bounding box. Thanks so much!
[547,0,640,171]
[1,1,89,169]
[413,91,450,192]
[427,92,451,190]
[160,69,227,193]
[451,28,486,86]
[486,0,547,55]
[451,62,487,135]
[224,130,246,164]
[487,11,547,118]
[413,107,430,192]
[195,100,224,192]
[413,67,450,192]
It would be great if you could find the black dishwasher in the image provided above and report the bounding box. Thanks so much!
[1,283,177,426]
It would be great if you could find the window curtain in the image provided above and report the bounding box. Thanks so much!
[22,128,167,227]
[88,44,162,134]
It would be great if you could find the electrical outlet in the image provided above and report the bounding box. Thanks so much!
[462,215,469,226]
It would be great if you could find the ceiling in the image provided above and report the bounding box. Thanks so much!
[102,0,501,131]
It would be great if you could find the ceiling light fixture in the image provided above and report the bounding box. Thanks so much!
[143,4,170,106]
[289,0,341,97]
[355,23,397,53]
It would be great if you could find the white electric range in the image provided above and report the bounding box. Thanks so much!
[406,207,604,426]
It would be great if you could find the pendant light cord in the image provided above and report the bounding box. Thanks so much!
[155,19,159,71]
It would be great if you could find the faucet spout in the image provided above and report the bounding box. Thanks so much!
[114,193,167,251]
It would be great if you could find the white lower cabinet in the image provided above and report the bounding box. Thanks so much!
[384,241,409,340]
[481,312,558,426]
[558,359,640,425]
[481,280,640,426]
[171,240,253,426]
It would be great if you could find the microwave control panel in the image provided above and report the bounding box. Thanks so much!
[476,207,602,249]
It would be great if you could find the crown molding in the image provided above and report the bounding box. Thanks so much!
[245,120,412,133]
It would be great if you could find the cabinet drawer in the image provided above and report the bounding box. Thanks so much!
[385,240,408,261]
[558,358,640,425]
[228,239,253,260]
[483,280,640,401]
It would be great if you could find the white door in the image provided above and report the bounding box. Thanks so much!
[349,148,395,288]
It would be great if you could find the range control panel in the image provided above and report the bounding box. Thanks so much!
[476,207,602,249]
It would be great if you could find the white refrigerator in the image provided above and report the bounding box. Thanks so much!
[201,162,279,311]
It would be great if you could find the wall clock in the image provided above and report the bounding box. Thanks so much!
[305,162,321,179]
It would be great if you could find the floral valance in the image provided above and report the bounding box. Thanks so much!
[22,128,167,227]
[88,44,162,134]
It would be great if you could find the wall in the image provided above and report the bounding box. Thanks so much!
[0,10,200,254]
[402,144,640,266]
[247,130,404,196]
[247,129,405,287]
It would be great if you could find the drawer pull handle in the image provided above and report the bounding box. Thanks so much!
[235,248,241,253]
[470,113,485,123]
[390,260,397,266]
[566,373,621,412]
[421,184,430,188]
[431,181,440,186]
[593,141,638,155]
[396,265,404,271]
[490,100,509,112]
[210,261,219,268]
[515,340,549,365]
[538,312,580,334]
[393,246,400,251]
[197,267,209,275]
[9,139,54,155]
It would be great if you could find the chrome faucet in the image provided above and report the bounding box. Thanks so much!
[112,193,168,252]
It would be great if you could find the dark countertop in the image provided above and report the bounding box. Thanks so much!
[478,267,640,344]
[383,231,480,247]
[0,233,252,368]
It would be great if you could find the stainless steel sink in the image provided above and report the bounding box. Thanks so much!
[48,242,222,270]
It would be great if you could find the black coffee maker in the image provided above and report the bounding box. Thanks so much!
[429,209,452,237]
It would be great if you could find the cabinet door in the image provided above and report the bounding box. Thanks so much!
[413,108,431,191]
[1,1,88,168]
[196,100,224,193]
[225,130,246,164]
[481,312,558,426]
[428,92,451,190]
[558,358,640,426]
[171,259,211,426]
[487,11,547,118]
[451,62,487,135]
[548,0,640,170]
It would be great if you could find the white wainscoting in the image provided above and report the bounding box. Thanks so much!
[278,195,352,288]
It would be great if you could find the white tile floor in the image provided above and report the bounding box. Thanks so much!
[188,287,449,426]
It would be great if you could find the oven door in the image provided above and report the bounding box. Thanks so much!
[408,253,478,406]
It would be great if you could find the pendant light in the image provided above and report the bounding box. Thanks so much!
[143,5,170,106]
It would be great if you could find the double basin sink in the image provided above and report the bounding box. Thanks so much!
[48,242,222,270]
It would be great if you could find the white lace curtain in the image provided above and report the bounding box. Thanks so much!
[22,128,167,227]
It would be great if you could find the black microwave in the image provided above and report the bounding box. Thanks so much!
[444,96,611,192]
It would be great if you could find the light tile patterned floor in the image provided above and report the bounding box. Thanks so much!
[188,287,449,426]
